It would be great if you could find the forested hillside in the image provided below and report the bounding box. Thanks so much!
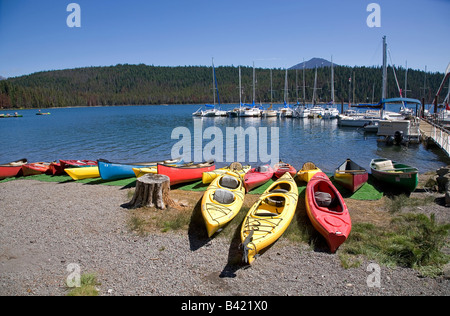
[0,63,445,109]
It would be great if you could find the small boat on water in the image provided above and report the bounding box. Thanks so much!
[65,167,100,180]
[201,172,245,237]
[273,161,296,178]
[0,158,27,179]
[305,172,352,253]
[296,162,321,183]
[157,160,216,186]
[334,159,368,193]
[241,173,298,264]
[36,110,50,115]
[98,157,183,181]
[202,162,250,184]
[22,162,51,176]
[0,113,23,118]
[243,165,274,193]
[370,158,419,192]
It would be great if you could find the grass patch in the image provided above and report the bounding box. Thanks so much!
[340,214,450,277]
[66,273,100,296]
[385,194,435,214]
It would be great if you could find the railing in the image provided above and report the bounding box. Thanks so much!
[421,118,450,156]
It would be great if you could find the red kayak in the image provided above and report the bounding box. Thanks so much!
[0,158,27,179]
[60,160,98,169]
[22,162,51,176]
[273,161,296,178]
[49,162,65,175]
[305,172,352,253]
[244,165,274,192]
[157,160,215,186]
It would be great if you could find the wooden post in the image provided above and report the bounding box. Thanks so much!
[126,174,173,210]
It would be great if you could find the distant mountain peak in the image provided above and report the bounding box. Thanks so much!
[289,58,336,70]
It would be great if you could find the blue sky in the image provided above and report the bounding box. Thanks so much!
[0,0,449,78]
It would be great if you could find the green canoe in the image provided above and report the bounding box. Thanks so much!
[370,158,418,192]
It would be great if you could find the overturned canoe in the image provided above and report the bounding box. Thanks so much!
[241,173,298,264]
[65,167,100,180]
[202,172,245,237]
[306,172,352,253]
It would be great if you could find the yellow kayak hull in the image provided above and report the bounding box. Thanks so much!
[202,165,250,184]
[201,172,245,237]
[241,173,298,264]
[65,167,100,180]
[132,167,157,178]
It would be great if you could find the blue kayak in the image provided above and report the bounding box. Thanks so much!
[98,158,183,181]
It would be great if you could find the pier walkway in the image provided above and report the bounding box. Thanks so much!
[420,118,450,157]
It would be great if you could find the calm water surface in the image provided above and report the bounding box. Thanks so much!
[1,105,449,173]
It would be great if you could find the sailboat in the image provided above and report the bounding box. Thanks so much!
[309,67,324,118]
[192,58,226,117]
[323,56,340,119]
[240,62,262,117]
[278,69,294,117]
[262,69,278,117]
[293,60,310,118]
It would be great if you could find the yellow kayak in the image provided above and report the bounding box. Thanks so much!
[65,167,100,180]
[201,172,245,237]
[241,172,298,264]
[296,161,322,183]
[132,166,157,178]
[202,163,250,184]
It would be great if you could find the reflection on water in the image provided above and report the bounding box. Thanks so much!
[1,104,450,173]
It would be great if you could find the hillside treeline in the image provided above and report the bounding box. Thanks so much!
[0,63,445,109]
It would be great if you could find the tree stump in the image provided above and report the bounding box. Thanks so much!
[127,174,174,210]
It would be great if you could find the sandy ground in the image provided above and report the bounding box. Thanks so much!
[0,179,448,296]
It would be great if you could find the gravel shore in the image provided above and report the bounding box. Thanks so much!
[0,179,448,296]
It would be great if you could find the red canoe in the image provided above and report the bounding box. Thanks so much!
[0,158,27,179]
[244,165,274,192]
[157,160,215,186]
[49,162,65,175]
[305,172,352,253]
[273,161,296,178]
[334,159,368,193]
[22,162,51,176]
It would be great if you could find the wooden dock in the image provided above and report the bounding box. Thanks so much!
[420,118,450,157]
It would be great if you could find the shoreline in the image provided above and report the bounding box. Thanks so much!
[0,175,448,296]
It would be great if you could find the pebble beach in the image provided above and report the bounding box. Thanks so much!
[0,179,449,296]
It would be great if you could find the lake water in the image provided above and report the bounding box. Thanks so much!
[1,104,449,173]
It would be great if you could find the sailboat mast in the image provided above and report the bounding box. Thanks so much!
[381,36,388,119]
[252,62,256,105]
[331,56,335,105]
[239,66,242,107]
[284,69,288,105]
[212,58,216,106]
[270,68,273,106]
[302,59,306,106]
[382,36,388,101]
[312,67,318,105]
[405,60,408,98]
